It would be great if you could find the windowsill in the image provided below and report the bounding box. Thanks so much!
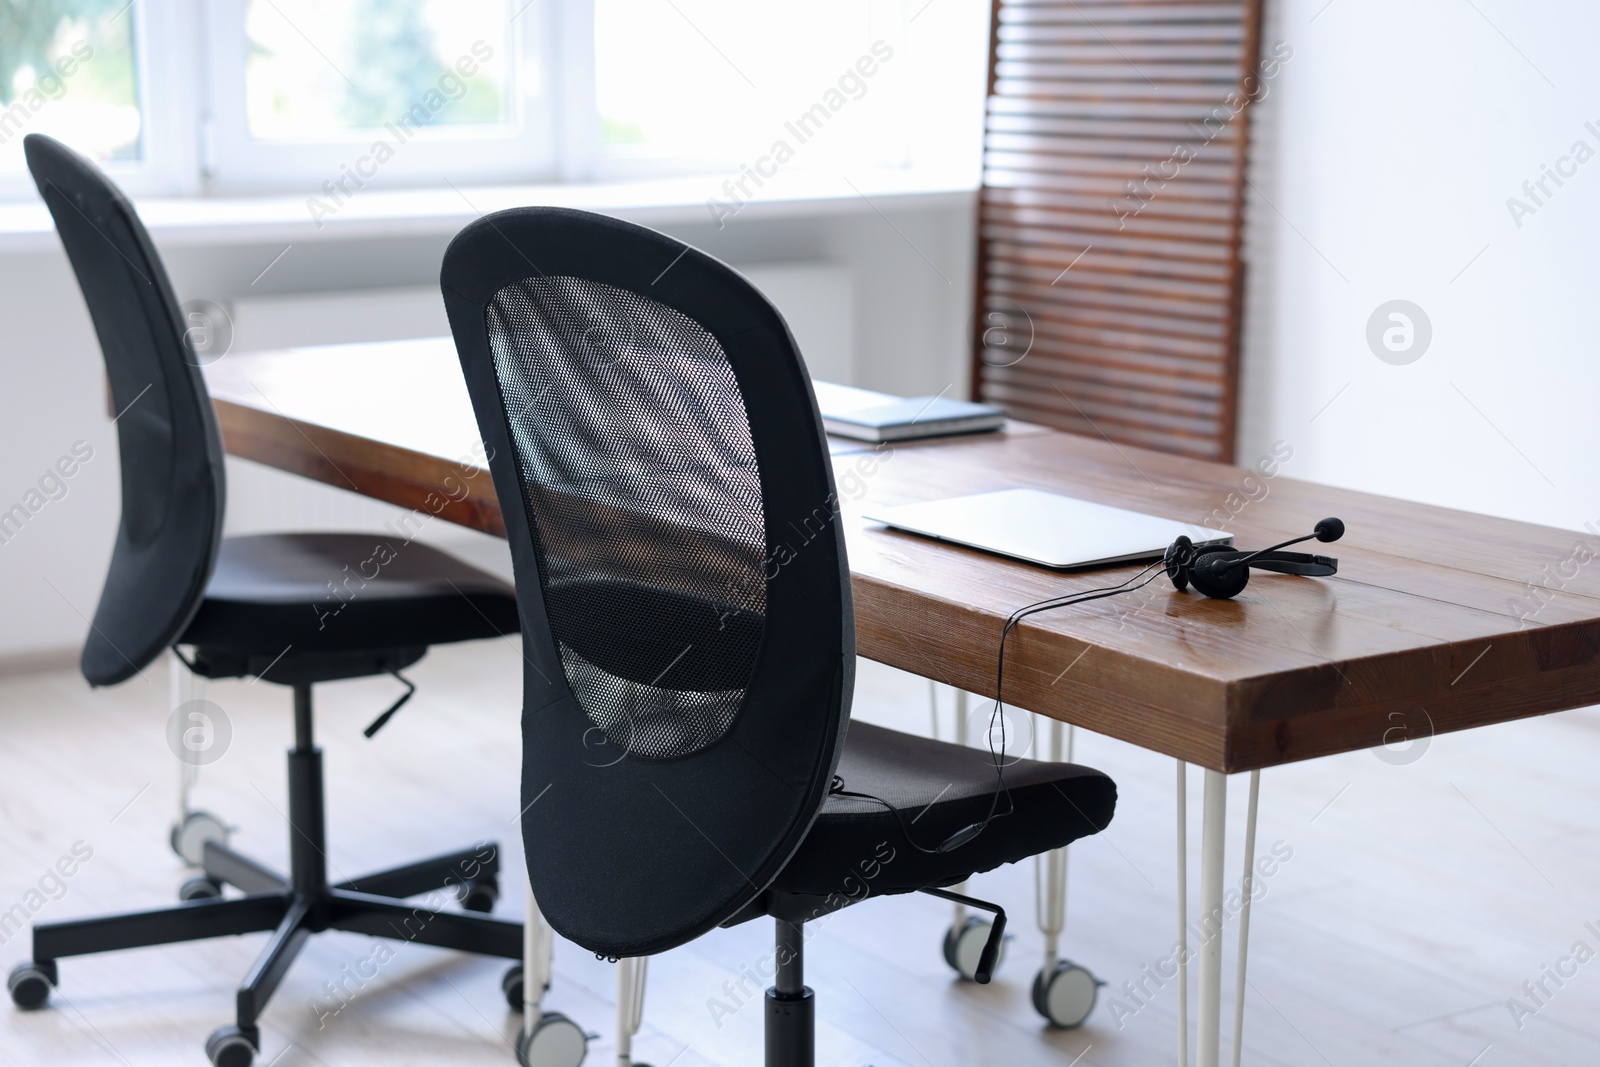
[0,166,977,253]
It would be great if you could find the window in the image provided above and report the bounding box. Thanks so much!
[592,0,910,176]
[0,0,989,200]
[0,2,143,174]
[203,0,547,190]
[245,2,514,138]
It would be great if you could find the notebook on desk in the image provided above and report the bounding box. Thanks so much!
[813,381,1006,443]
[863,488,1232,570]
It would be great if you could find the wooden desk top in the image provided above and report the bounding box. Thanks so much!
[206,340,1600,773]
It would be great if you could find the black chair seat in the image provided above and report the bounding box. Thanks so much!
[181,533,519,657]
[771,721,1116,897]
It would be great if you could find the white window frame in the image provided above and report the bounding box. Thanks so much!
[549,0,599,183]
[198,0,556,193]
[1,0,987,202]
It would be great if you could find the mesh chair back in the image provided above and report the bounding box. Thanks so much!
[24,135,225,686]
[443,209,853,957]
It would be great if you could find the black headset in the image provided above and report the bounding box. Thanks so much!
[1164,517,1344,599]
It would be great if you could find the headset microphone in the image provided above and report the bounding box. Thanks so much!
[1208,516,1345,576]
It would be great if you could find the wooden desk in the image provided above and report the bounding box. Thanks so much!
[205,338,1600,1066]
[206,339,1600,773]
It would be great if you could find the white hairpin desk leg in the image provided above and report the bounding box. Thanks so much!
[1179,767,1262,1067]
[1196,770,1227,1067]
[1231,771,1260,1067]
[1176,760,1188,1067]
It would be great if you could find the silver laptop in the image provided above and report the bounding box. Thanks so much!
[862,488,1232,570]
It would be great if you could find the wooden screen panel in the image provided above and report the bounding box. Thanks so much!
[972,0,1266,462]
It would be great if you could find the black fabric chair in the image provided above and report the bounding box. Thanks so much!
[6,135,528,1067]
[441,206,1118,1066]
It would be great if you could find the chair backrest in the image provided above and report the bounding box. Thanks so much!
[442,208,853,958]
[24,135,226,687]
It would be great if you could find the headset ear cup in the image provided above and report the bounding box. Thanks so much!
[1165,536,1194,591]
[1189,551,1252,599]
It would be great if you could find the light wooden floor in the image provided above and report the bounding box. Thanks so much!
[3,638,1599,1066]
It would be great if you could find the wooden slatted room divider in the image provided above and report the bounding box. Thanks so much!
[971,0,1272,462]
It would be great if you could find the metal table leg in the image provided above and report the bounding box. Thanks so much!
[1196,770,1227,1067]
[1176,760,1189,1067]
[1178,767,1261,1067]
[1231,772,1260,1067]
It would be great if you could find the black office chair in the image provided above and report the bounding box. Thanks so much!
[5,134,535,1067]
[440,207,1118,1066]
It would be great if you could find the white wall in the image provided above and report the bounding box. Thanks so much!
[1240,0,1600,534]
[19,0,1594,665]
[0,197,975,663]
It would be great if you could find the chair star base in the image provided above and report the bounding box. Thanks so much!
[17,684,521,1067]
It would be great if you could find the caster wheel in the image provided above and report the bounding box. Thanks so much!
[515,1011,588,1067]
[8,960,56,1010]
[460,875,499,913]
[171,810,229,866]
[942,916,1006,982]
[180,875,224,902]
[1031,960,1100,1028]
[205,1024,257,1067]
[502,964,552,1012]
[503,964,524,1012]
